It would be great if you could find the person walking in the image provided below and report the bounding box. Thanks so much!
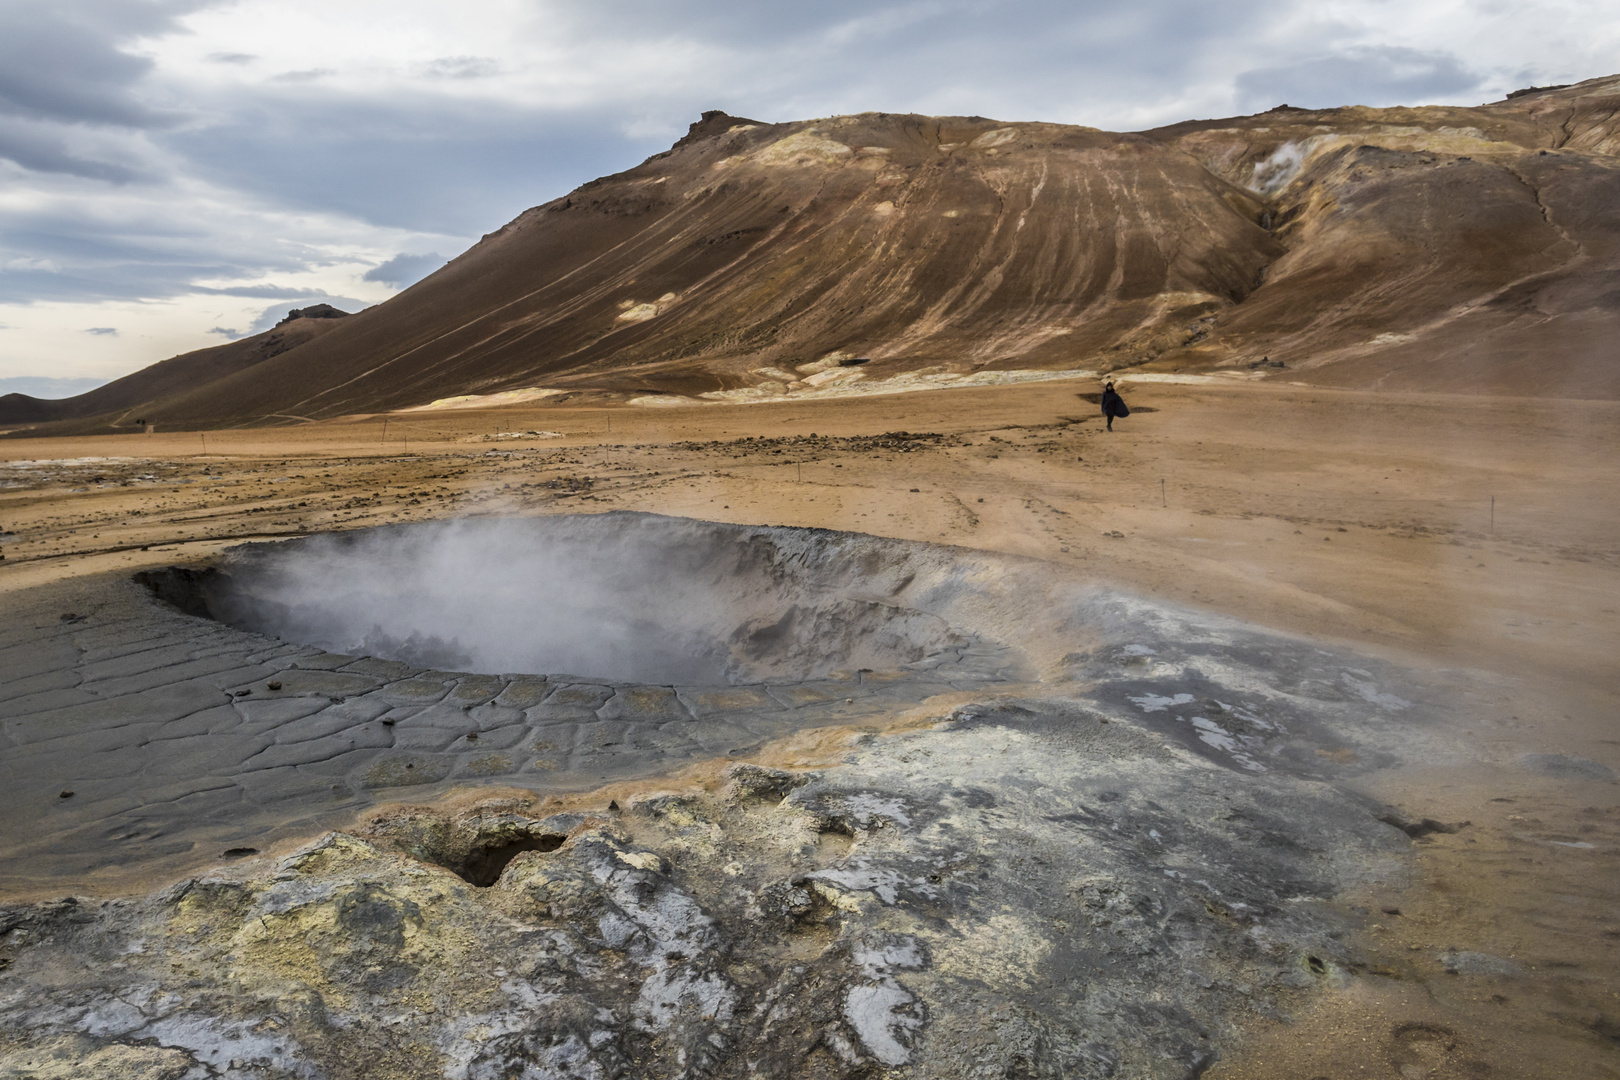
[1101,381,1129,431]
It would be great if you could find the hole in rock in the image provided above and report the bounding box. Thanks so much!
[138,513,963,685]
[457,834,566,887]
[815,823,856,858]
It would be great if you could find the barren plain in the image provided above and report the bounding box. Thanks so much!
[2,378,1616,1078]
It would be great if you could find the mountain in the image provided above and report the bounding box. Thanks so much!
[6,75,1618,434]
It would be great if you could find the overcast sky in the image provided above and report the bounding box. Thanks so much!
[1,0,1614,392]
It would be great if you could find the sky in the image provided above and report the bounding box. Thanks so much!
[1,0,1615,395]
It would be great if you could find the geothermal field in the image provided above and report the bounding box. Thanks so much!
[1,79,1618,1079]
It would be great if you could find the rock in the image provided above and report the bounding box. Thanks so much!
[275,303,350,326]
[725,763,811,804]
[1377,812,1468,838]
[1439,950,1523,977]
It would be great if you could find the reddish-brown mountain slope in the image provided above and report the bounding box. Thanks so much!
[1150,77,1620,394]
[7,76,1618,433]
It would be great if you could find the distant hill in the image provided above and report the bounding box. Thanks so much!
[7,75,1618,434]
[0,312,350,432]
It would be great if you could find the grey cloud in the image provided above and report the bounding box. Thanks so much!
[163,99,662,234]
[270,69,336,83]
[1,267,314,305]
[0,0,200,128]
[84,326,118,335]
[0,1,210,181]
[193,283,350,299]
[1235,46,1483,111]
[498,0,1294,141]
[363,253,446,287]
[207,326,245,339]
[545,0,1275,115]
[0,115,145,182]
[208,52,258,64]
[0,178,404,306]
[417,57,499,80]
[554,0,957,43]
[0,218,347,306]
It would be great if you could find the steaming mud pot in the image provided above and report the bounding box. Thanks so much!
[171,514,988,685]
[0,513,1518,1077]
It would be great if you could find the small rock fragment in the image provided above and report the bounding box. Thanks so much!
[1519,753,1615,781]
[1378,812,1467,838]
[1440,950,1522,977]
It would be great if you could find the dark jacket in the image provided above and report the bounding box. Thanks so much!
[1101,388,1128,418]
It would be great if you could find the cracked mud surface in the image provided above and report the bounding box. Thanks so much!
[0,542,1015,897]
[0,513,1515,1078]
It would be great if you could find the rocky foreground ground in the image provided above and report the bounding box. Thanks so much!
[1,382,1616,1078]
[2,552,1442,1077]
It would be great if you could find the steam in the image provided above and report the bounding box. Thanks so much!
[209,514,959,685]
[1250,137,1329,196]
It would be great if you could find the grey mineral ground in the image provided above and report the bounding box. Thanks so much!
[0,516,1467,1078]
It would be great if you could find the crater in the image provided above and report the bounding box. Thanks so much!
[138,513,970,685]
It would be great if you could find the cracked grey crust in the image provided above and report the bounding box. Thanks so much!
[1,515,1046,897]
[0,709,1420,1079]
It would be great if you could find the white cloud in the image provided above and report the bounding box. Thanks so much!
[364,252,446,287]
